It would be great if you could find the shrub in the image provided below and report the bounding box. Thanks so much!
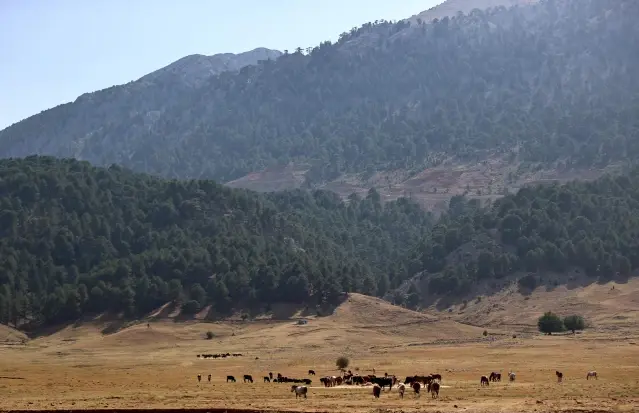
[205,331,214,340]
[563,315,586,333]
[483,330,488,336]
[518,274,538,291]
[336,356,349,370]
[181,300,200,315]
[537,311,564,335]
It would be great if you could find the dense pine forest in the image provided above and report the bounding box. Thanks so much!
[411,172,639,298]
[0,157,431,326]
[1,0,638,185]
[2,157,639,327]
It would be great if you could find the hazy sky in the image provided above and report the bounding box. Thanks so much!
[0,0,440,129]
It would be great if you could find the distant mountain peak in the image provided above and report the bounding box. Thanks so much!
[139,47,282,87]
[411,0,538,23]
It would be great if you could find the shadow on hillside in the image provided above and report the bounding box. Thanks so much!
[201,298,346,322]
[23,311,131,339]
[21,298,348,338]
[24,323,71,340]
[417,269,634,311]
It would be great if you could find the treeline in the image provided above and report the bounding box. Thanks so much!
[1,0,638,183]
[0,157,431,326]
[410,170,639,300]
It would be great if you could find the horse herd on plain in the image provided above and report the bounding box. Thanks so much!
[195,368,600,400]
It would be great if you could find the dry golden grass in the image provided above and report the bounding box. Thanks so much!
[1,292,638,412]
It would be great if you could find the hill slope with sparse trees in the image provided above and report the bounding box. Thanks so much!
[0,0,637,188]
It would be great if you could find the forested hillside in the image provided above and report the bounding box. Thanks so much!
[1,0,637,188]
[2,156,639,326]
[0,157,431,327]
[403,170,639,306]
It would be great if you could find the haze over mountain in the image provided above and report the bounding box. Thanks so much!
[3,0,636,211]
[2,0,636,213]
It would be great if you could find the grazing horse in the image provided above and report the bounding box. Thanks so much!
[429,381,440,398]
[586,371,597,380]
[264,376,270,383]
[556,371,563,382]
[412,381,421,396]
[397,383,405,398]
[226,375,236,383]
[431,373,442,382]
[508,372,516,382]
[291,385,308,399]
[481,375,490,386]
[269,372,273,380]
[243,374,253,383]
[207,374,211,382]
[372,376,393,391]
[372,384,381,398]
[197,374,201,382]
[308,369,316,375]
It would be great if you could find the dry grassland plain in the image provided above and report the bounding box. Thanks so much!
[1,284,639,413]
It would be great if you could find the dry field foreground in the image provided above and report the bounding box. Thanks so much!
[1,293,638,413]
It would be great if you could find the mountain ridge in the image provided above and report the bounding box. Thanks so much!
[1,0,638,213]
[138,47,282,87]
[410,0,538,23]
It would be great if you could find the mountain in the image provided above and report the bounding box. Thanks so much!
[0,46,281,166]
[1,0,637,210]
[1,1,639,204]
[0,156,431,327]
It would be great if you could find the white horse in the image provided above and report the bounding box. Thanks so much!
[291,385,308,398]
[586,371,598,380]
[397,383,405,398]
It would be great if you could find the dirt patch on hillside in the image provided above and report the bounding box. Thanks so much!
[224,158,618,213]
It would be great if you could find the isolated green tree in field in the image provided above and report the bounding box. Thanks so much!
[537,311,564,335]
[336,356,349,370]
[563,315,585,333]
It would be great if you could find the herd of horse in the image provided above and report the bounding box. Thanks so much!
[196,368,600,400]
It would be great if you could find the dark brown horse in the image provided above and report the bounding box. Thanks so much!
[412,381,421,396]
[480,375,490,386]
[372,384,381,398]
[556,371,563,382]
[429,381,440,398]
